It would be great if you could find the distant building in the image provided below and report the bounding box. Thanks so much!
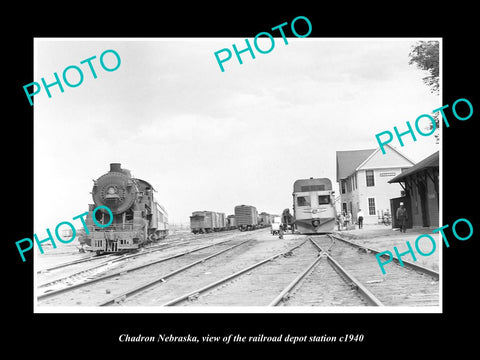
[388,151,439,228]
[336,144,415,225]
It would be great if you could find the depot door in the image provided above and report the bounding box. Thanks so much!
[418,181,430,227]
[390,197,412,229]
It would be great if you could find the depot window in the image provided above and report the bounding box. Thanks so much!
[368,197,376,215]
[318,195,330,205]
[366,170,375,187]
[297,196,311,207]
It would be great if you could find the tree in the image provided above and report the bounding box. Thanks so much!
[408,41,439,94]
[408,41,440,142]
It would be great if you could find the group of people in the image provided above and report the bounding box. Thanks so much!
[337,210,363,230]
[336,202,408,232]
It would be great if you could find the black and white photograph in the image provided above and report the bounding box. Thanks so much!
[7,6,478,354]
[32,37,441,312]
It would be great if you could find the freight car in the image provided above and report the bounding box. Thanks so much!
[227,215,236,230]
[190,211,227,234]
[78,163,168,253]
[292,177,336,234]
[259,212,273,227]
[234,205,258,231]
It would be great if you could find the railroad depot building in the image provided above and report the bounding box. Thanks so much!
[336,144,415,225]
[388,151,439,229]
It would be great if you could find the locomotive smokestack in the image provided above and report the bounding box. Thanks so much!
[110,163,122,172]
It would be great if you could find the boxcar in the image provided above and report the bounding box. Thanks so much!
[234,205,258,231]
[190,211,226,234]
[227,215,236,230]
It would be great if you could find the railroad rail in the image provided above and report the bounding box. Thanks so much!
[99,239,252,306]
[36,253,113,274]
[38,229,439,307]
[38,236,253,304]
[267,252,325,306]
[37,228,252,275]
[160,239,310,306]
[310,234,439,306]
[309,237,383,306]
[38,229,260,292]
[328,233,439,279]
[37,253,130,289]
[268,237,382,306]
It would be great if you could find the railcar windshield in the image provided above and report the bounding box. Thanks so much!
[318,195,330,205]
[300,185,325,191]
[297,196,311,207]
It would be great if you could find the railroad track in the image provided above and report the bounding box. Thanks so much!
[37,236,255,306]
[271,237,380,306]
[154,234,437,307]
[37,229,262,295]
[99,234,315,307]
[328,233,439,279]
[37,228,249,275]
[160,238,315,306]
[165,236,374,307]
[37,253,128,290]
[38,229,438,308]
[37,244,175,290]
[36,253,113,274]
[307,234,439,306]
[270,237,372,306]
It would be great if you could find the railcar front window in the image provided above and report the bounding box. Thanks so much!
[297,196,311,207]
[318,195,330,205]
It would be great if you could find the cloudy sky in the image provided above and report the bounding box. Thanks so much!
[34,38,440,229]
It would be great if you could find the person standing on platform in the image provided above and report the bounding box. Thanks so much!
[357,209,364,229]
[345,212,351,228]
[396,202,408,233]
[337,213,344,231]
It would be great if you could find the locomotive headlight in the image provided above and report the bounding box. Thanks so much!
[312,219,320,227]
[105,185,120,199]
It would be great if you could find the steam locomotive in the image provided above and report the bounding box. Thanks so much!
[78,163,168,253]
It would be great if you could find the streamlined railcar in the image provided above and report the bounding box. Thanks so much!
[292,177,336,234]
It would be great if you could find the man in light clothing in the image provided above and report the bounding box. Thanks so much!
[357,209,364,229]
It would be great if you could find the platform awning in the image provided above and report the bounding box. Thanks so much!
[388,151,439,183]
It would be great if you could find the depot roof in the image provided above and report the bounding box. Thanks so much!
[388,151,439,183]
[336,148,376,182]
